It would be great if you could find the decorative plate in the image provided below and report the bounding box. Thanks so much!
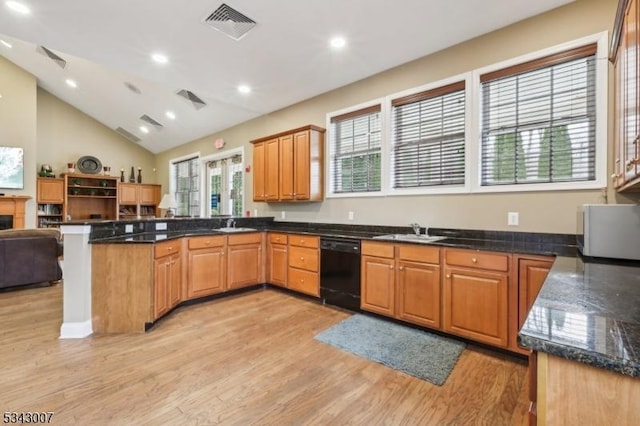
[76,156,102,174]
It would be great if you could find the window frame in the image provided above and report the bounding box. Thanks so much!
[168,152,201,217]
[200,147,245,217]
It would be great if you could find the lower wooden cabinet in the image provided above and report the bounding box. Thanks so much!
[361,242,441,329]
[227,233,264,290]
[187,236,226,299]
[287,234,319,296]
[267,233,288,287]
[153,241,182,320]
[443,248,510,348]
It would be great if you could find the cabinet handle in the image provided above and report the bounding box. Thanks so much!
[167,247,173,251]
[472,257,478,263]
[300,240,305,243]
[300,279,305,283]
[205,241,211,245]
[399,266,404,271]
[300,257,304,261]
[616,158,621,164]
[389,265,394,269]
[612,173,621,181]
[446,274,451,279]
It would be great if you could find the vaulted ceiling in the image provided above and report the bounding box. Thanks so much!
[0,0,574,153]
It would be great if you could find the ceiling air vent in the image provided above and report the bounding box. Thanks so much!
[124,82,141,94]
[140,114,163,129]
[203,3,256,41]
[37,46,67,69]
[176,89,207,110]
[116,127,142,143]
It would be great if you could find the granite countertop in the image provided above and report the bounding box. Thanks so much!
[519,256,640,377]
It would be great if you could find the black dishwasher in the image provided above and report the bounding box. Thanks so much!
[320,237,361,311]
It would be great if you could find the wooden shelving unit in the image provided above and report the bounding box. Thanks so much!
[63,173,119,221]
[36,178,64,228]
[118,183,161,219]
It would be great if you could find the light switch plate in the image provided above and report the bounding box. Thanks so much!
[348,211,354,220]
[508,212,519,226]
[125,224,133,233]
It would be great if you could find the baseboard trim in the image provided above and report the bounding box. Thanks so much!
[59,320,93,339]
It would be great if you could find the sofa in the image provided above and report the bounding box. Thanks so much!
[0,228,63,290]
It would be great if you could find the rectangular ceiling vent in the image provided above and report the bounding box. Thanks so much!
[203,3,256,41]
[116,127,142,143]
[176,89,207,110]
[140,114,163,129]
[37,46,67,69]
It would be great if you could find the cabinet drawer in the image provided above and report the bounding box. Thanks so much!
[288,267,319,296]
[397,244,439,264]
[227,232,262,246]
[289,235,319,248]
[188,235,225,250]
[269,233,288,245]
[288,246,318,272]
[362,241,394,258]
[445,249,509,272]
[154,240,181,259]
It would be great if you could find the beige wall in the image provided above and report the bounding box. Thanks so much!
[36,88,156,184]
[0,56,37,226]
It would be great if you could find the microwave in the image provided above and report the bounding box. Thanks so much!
[577,204,640,261]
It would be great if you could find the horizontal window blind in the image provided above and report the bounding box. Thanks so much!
[330,105,382,193]
[174,156,200,216]
[391,81,465,188]
[480,44,597,186]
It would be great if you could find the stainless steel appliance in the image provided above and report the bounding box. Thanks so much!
[577,204,640,260]
[320,237,361,311]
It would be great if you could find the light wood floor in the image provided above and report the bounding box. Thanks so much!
[0,284,530,425]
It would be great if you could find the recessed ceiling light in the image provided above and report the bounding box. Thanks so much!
[330,36,347,49]
[139,126,149,134]
[165,111,176,120]
[151,53,168,64]
[65,79,77,88]
[237,85,251,94]
[0,39,12,48]
[5,1,30,14]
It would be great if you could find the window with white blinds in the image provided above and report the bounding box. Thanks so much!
[480,44,597,186]
[391,81,465,188]
[329,105,382,193]
[173,156,200,217]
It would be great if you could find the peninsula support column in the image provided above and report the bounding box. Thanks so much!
[59,224,93,338]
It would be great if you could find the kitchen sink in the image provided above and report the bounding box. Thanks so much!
[372,234,446,244]
[216,227,257,233]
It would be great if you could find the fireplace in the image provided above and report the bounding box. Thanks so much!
[0,215,12,230]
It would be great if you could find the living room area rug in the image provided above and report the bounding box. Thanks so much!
[314,314,466,386]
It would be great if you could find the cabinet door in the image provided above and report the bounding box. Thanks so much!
[397,260,441,329]
[253,142,266,201]
[265,138,280,201]
[37,178,64,203]
[140,184,160,205]
[169,253,182,308]
[443,266,508,347]
[227,243,261,289]
[293,130,310,200]
[279,134,294,200]
[624,0,639,182]
[268,243,288,287]
[187,247,226,298]
[361,255,395,317]
[154,256,170,319]
[518,258,552,328]
[288,267,318,296]
[119,183,138,204]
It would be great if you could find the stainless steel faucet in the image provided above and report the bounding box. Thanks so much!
[410,223,421,236]
[226,218,236,228]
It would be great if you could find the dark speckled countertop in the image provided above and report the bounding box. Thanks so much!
[519,256,640,377]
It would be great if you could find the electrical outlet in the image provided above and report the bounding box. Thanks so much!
[155,222,167,231]
[281,211,286,219]
[507,212,519,226]
[125,224,133,233]
[253,209,258,217]
[348,211,354,220]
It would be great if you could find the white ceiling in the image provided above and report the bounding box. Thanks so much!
[0,0,574,154]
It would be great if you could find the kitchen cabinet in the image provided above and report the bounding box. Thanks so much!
[267,233,288,287]
[287,234,320,296]
[36,178,64,227]
[118,183,161,219]
[443,248,511,348]
[154,240,182,320]
[227,232,264,290]
[187,235,226,299]
[251,125,325,202]
[361,241,441,329]
[611,0,640,190]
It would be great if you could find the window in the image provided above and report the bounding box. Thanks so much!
[391,81,465,188]
[173,156,199,217]
[207,153,244,216]
[329,105,382,193]
[480,44,597,186]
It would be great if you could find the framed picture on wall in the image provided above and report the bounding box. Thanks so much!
[0,146,24,189]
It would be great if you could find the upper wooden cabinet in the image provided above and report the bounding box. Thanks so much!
[611,0,640,190]
[118,183,161,219]
[251,125,325,202]
[37,178,65,203]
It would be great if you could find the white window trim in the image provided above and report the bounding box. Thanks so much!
[471,31,608,193]
[199,147,245,217]
[168,151,200,217]
[386,73,473,196]
[325,98,386,199]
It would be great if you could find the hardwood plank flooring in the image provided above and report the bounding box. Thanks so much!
[0,284,529,425]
